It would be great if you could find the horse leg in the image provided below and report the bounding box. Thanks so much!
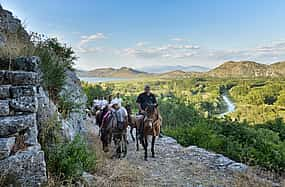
[130,126,135,142]
[122,132,127,157]
[144,136,148,161]
[151,136,156,158]
[136,128,139,151]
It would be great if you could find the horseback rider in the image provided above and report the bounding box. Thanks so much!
[136,85,158,137]
[137,85,157,113]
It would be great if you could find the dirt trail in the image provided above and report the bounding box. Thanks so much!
[86,120,280,187]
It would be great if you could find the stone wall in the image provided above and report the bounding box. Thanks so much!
[0,4,30,47]
[0,57,47,186]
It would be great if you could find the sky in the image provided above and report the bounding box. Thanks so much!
[2,0,285,70]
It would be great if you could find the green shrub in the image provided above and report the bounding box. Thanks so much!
[82,82,112,107]
[57,88,82,118]
[162,97,285,172]
[45,135,96,180]
[38,114,63,150]
[32,36,77,102]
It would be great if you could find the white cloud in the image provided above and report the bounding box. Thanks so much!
[170,37,190,42]
[207,41,285,63]
[76,32,107,53]
[120,43,200,59]
[136,41,150,47]
[76,47,103,53]
[79,33,107,46]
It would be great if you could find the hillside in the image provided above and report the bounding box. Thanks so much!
[139,65,209,73]
[78,67,149,78]
[270,61,285,76]
[158,70,191,78]
[208,61,284,77]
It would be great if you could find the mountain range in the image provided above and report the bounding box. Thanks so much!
[77,61,285,78]
[138,65,209,73]
[208,61,285,77]
[76,67,150,78]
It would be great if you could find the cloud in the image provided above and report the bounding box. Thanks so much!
[119,39,285,65]
[79,33,107,46]
[136,41,150,47]
[76,32,107,53]
[76,47,103,53]
[120,43,200,59]
[170,37,190,42]
[203,41,285,64]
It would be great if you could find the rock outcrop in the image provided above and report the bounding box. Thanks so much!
[0,4,29,46]
[0,57,47,186]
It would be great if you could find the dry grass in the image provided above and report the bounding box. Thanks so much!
[86,127,143,187]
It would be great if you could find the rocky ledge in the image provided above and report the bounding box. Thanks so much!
[0,57,47,186]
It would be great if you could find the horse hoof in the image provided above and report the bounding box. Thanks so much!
[152,155,155,158]
[144,158,148,161]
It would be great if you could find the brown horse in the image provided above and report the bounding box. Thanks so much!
[141,104,162,161]
[125,104,141,151]
[100,109,128,158]
[125,105,138,141]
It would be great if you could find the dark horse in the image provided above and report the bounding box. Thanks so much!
[125,104,141,151]
[140,104,162,161]
[125,105,139,141]
[100,110,128,158]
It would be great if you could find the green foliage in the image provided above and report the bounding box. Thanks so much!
[82,81,112,106]
[31,35,77,102]
[57,88,82,118]
[38,114,63,153]
[36,47,66,101]
[45,135,96,180]
[83,77,285,172]
[159,97,285,172]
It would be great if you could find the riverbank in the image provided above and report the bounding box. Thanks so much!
[220,94,236,117]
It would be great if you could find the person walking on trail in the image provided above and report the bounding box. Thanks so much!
[136,85,158,137]
[114,92,123,107]
[110,98,128,125]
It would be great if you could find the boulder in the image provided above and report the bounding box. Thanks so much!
[0,71,9,84]
[0,100,9,116]
[0,32,6,47]
[0,114,36,137]
[227,163,248,173]
[0,85,10,99]
[0,137,15,160]
[7,71,39,85]
[10,85,37,98]
[0,145,47,186]
[13,57,40,72]
[81,172,97,186]
[10,96,38,113]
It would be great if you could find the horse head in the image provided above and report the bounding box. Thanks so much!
[145,103,157,117]
[125,104,132,115]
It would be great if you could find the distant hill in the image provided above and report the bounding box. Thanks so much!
[77,61,285,78]
[140,65,209,73]
[77,67,149,78]
[158,70,192,78]
[269,61,285,76]
[207,61,284,77]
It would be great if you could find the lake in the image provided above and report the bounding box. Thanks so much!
[79,77,131,83]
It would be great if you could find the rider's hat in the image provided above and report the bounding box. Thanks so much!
[111,98,120,106]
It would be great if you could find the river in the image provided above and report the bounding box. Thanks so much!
[220,94,235,117]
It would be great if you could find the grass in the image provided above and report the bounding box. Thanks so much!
[84,120,143,187]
